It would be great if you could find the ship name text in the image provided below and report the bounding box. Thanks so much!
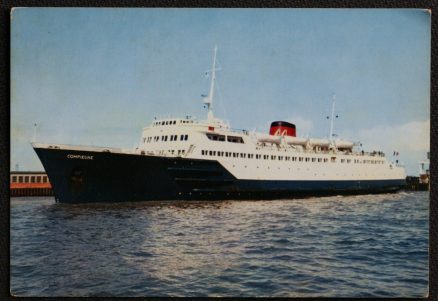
[67,154,94,160]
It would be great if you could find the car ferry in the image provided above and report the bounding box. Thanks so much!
[32,47,406,203]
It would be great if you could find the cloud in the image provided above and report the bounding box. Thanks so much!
[286,116,314,136]
[343,119,430,153]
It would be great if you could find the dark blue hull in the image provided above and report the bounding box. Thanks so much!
[34,147,406,204]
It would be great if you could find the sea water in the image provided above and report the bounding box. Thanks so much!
[10,191,429,297]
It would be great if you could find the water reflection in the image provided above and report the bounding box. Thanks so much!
[10,192,429,297]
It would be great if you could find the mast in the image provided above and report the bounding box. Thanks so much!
[329,94,336,141]
[204,45,218,121]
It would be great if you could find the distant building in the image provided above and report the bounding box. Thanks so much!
[10,171,53,197]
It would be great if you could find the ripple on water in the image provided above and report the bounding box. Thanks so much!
[10,192,429,297]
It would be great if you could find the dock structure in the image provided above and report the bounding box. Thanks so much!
[10,171,53,197]
[405,176,429,191]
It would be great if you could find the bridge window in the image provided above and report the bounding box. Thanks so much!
[227,136,244,143]
[206,133,226,141]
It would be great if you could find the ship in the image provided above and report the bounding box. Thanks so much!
[32,46,406,203]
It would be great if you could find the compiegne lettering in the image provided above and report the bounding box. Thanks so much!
[67,154,94,160]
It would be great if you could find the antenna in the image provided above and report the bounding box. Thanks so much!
[328,94,337,141]
[33,123,37,142]
[203,45,218,121]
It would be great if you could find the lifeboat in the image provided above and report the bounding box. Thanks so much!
[308,138,331,147]
[257,133,282,144]
[284,136,308,146]
[335,139,354,149]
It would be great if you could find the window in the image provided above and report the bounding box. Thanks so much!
[341,159,345,163]
[292,157,297,161]
[31,176,35,183]
[286,156,290,161]
[324,158,328,162]
[271,155,276,160]
[278,156,283,161]
[184,135,189,141]
[233,152,238,158]
[43,176,47,183]
[19,176,23,183]
[227,136,244,143]
[180,135,184,140]
[206,133,226,141]
[312,158,316,162]
[25,176,29,183]
[305,158,310,162]
[12,176,17,183]
[209,151,213,156]
[37,176,41,183]
[264,155,268,160]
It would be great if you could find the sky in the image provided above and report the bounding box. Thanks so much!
[11,8,430,175]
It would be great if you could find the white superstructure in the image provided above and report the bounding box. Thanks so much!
[133,46,405,183]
